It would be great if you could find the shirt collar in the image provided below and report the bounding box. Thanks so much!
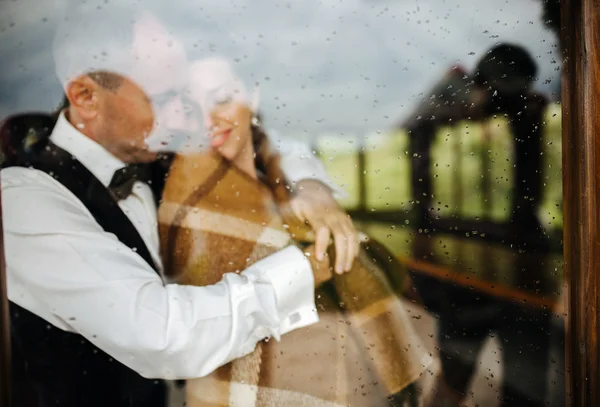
[50,111,126,187]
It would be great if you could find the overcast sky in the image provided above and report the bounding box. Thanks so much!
[0,0,559,136]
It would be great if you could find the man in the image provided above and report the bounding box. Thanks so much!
[2,4,358,406]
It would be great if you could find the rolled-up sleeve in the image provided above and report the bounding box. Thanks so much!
[269,129,348,200]
[2,167,319,380]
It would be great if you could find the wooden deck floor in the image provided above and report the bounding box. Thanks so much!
[359,222,564,316]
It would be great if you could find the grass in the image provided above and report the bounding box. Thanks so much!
[316,104,563,230]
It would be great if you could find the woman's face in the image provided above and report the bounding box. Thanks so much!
[208,99,253,161]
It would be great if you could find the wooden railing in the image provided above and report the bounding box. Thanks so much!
[313,111,563,253]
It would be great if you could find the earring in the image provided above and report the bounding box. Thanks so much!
[251,116,260,127]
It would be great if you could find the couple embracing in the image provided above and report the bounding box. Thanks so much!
[3,3,430,407]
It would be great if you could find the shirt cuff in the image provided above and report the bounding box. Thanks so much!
[293,177,348,201]
[283,164,348,200]
[243,246,319,338]
[274,136,348,200]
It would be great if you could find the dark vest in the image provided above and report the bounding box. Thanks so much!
[2,115,173,407]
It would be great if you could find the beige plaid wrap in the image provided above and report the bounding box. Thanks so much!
[158,143,431,406]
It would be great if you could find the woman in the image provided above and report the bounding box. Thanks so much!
[158,58,431,406]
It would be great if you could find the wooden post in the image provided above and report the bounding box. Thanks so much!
[453,126,463,217]
[561,0,600,405]
[480,122,492,219]
[357,137,367,213]
[0,179,11,407]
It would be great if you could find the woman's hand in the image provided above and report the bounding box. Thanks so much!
[290,179,360,274]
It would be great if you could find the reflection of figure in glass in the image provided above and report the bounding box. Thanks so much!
[406,42,548,249]
[158,58,432,407]
[1,4,363,407]
[406,44,556,407]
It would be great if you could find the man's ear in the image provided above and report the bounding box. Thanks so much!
[65,75,101,120]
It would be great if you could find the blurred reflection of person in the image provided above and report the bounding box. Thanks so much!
[411,44,554,407]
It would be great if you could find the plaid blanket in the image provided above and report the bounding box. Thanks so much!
[158,142,432,406]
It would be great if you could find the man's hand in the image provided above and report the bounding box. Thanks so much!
[303,244,333,288]
[290,179,360,274]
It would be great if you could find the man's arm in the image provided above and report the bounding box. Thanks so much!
[2,167,318,380]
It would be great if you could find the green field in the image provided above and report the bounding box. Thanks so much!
[317,104,563,229]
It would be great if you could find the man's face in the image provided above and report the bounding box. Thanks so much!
[95,77,157,163]
[95,76,200,163]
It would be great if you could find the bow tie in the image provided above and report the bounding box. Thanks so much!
[108,164,152,200]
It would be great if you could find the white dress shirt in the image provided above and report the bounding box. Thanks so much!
[1,113,336,380]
